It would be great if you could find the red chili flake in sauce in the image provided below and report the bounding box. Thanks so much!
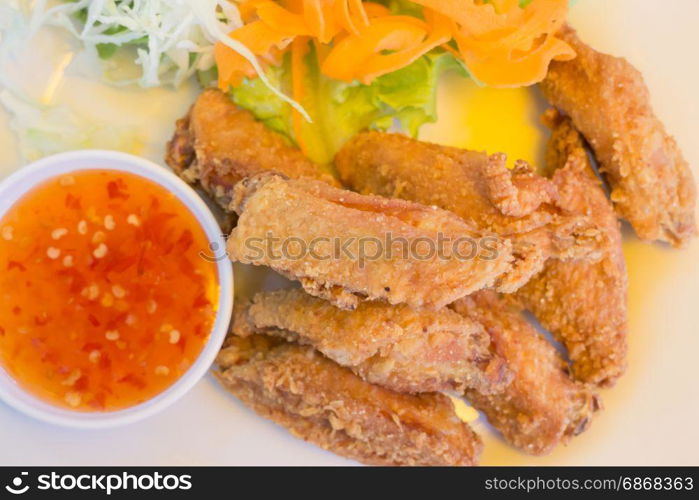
[0,170,218,412]
[7,261,26,272]
[107,179,130,200]
[65,193,82,210]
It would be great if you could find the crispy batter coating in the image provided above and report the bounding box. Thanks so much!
[227,173,516,310]
[165,88,336,209]
[335,131,610,292]
[513,111,628,387]
[337,131,556,232]
[452,291,600,455]
[334,129,604,450]
[541,25,697,247]
[216,332,483,466]
[237,289,510,394]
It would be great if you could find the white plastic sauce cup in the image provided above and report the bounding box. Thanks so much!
[0,150,234,428]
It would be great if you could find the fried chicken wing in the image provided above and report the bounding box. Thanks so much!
[334,127,604,450]
[452,291,600,455]
[165,88,336,209]
[335,131,610,292]
[541,25,697,247]
[216,332,483,466]
[337,131,556,232]
[227,173,516,310]
[513,111,628,386]
[236,289,510,394]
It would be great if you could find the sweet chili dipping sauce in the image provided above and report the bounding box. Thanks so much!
[0,170,219,411]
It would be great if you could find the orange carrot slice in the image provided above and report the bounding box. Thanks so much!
[321,16,428,82]
[362,2,391,18]
[358,12,452,83]
[457,32,575,87]
[291,37,310,154]
[256,1,311,35]
[215,0,575,92]
[335,0,368,35]
[303,0,326,40]
[349,0,370,25]
[216,21,295,88]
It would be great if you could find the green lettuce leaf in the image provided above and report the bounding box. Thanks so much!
[230,63,293,138]
[228,48,467,164]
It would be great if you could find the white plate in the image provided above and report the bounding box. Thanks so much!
[0,0,698,465]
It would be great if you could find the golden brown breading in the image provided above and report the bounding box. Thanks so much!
[513,111,628,387]
[452,291,600,456]
[165,88,336,209]
[333,127,610,420]
[335,131,610,292]
[541,25,697,247]
[336,131,556,232]
[216,333,483,466]
[237,289,510,394]
[227,173,517,310]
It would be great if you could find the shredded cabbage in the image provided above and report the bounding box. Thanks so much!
[0,0,312,162]
[0,88,141,162]
[0,1,139,161]
[23,0,240,88]
[24,0,309,118]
